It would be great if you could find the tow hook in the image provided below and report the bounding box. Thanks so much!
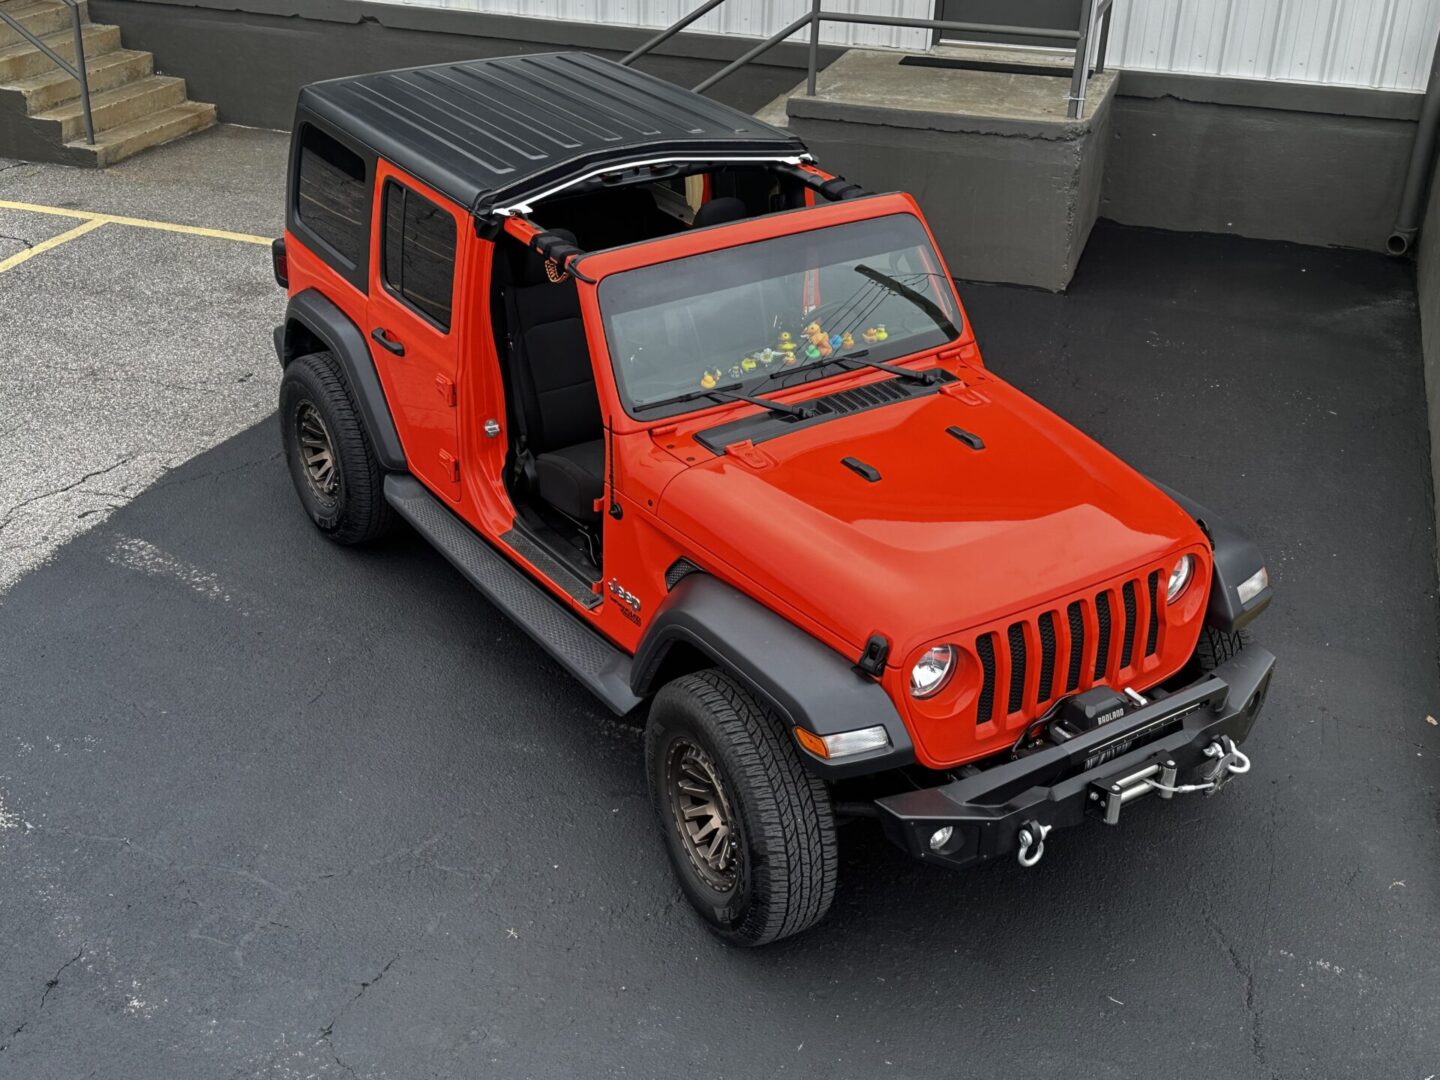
[1016,820,1051,868]
[1091,736,1252,825]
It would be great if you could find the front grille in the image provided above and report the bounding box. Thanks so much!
[1120,581,1138,669]
[976,633,996,724]
[1037,611,1057,702]
[1093,592,1112,681]
[974,570,1165,730]
[1065,601,1085,692]
[1146,570,1161,655]
[1006,622,1027,714]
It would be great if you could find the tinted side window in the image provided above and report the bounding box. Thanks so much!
[296,124,367,267]
[382,181,456,331]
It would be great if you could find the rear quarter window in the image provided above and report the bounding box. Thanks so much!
[295,124,368,272]
[381,181,457,331]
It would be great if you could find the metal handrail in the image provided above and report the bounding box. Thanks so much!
[622,0,1114,121]
[0,0,94,144]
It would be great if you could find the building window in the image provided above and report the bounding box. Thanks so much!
[295,124,367,268]
[382,181,456,331]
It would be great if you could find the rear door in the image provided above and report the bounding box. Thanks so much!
[368,165,464,501]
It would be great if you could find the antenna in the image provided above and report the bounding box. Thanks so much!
[607,416,622,520]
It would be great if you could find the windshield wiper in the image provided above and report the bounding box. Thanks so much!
[854,264,960,338]
[767,348,940,386]
[634,382,814,419]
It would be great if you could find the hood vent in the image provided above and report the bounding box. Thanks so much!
[695,370,954,453]
[808,379,911,417]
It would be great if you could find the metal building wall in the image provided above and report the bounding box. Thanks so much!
[1106,0,1440,91]
[377,0,932,49]
[373,0,1439,90]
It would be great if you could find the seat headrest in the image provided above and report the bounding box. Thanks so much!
[517,227,579,286]
[693,197,749,229]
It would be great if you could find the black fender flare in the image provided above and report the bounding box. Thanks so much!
[276,289,407,472]
[1152,480,1273,632]
[632,573,914,778]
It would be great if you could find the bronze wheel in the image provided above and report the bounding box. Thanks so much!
[296,401,340,507]
[665,738,740,893]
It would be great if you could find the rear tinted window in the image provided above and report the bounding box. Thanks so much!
[382,180,456,330]
[296,124,367,267]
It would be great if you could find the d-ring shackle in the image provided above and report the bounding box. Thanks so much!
[1017,821,1052,868]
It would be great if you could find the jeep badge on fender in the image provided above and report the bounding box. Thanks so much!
[271,53,1275,946]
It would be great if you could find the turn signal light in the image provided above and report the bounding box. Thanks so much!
[794,725,891,760]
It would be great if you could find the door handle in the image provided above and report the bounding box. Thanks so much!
[370,327,405,356]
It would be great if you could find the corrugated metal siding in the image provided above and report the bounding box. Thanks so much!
[372,0,1439,90]
[1107,0,1440,90]
[375,0,932,49]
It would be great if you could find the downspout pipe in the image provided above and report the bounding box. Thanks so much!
[1389,31,1440,256]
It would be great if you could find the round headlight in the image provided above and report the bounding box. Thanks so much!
[910,645,955,698]
[1167,554,1195,602]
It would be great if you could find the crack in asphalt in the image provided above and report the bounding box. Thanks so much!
[1202,911,1272,1078]
[317,956,399,1078]
[0,231,34,250]
[0,456,134,536]
[39,948,84,1009]
[0,946,85,1054]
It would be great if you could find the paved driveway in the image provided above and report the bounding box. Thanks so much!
[1,129,1437,1079]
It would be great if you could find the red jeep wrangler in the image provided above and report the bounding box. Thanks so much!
[271,53,1275,945]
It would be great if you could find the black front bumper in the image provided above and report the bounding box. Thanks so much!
[875,646,1275,869]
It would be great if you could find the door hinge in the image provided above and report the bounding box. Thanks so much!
[435,374,457,407]
[439,449,460,482]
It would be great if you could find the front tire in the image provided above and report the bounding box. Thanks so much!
[279,351,393,545]
[1195,625,1246,671]
[645,669,838,946]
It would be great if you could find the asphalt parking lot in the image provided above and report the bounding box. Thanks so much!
[1,127,1438,1079]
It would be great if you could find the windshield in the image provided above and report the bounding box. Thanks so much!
[598,213,962,416]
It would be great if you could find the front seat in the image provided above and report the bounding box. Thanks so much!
[503,229,605,524]
[692,196,749,229]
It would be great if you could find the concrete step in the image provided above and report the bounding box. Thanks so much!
[65,99,216,167]
[0,21,117,83]
[6,45,150,112]
[0,0,77,51]
[34,72,185,140]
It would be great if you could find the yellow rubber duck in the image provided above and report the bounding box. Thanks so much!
[874,324,888,342]
[700,370,719,389]
[778,331,796,352]
[741,355,758,373]
[841,332,855,349]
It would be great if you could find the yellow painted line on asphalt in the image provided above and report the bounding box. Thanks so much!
[0,217,108,275]
[0,198,271,246]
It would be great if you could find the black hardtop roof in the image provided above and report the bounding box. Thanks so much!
[298,51,808,218]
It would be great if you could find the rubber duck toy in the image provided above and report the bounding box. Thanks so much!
[783,350,799,366]
[700,370,719,389]
[862,327,878,344]
[728,364,745,379]
[804,342,822,360]
[759,348,777,367]
[778,331,796,354]
[874,324,889,342]
[841,331,855,349]
[741,355,758,374]
[829,333,844,351]
[803,321,822,339]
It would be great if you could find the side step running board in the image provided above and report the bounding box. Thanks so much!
[384,475,641,715]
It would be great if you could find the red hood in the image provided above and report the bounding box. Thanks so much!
[656,372,1205,660]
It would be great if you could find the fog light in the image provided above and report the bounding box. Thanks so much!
[794,725,891,760]
[1237,566,1269,605]
[928,826,954,852]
